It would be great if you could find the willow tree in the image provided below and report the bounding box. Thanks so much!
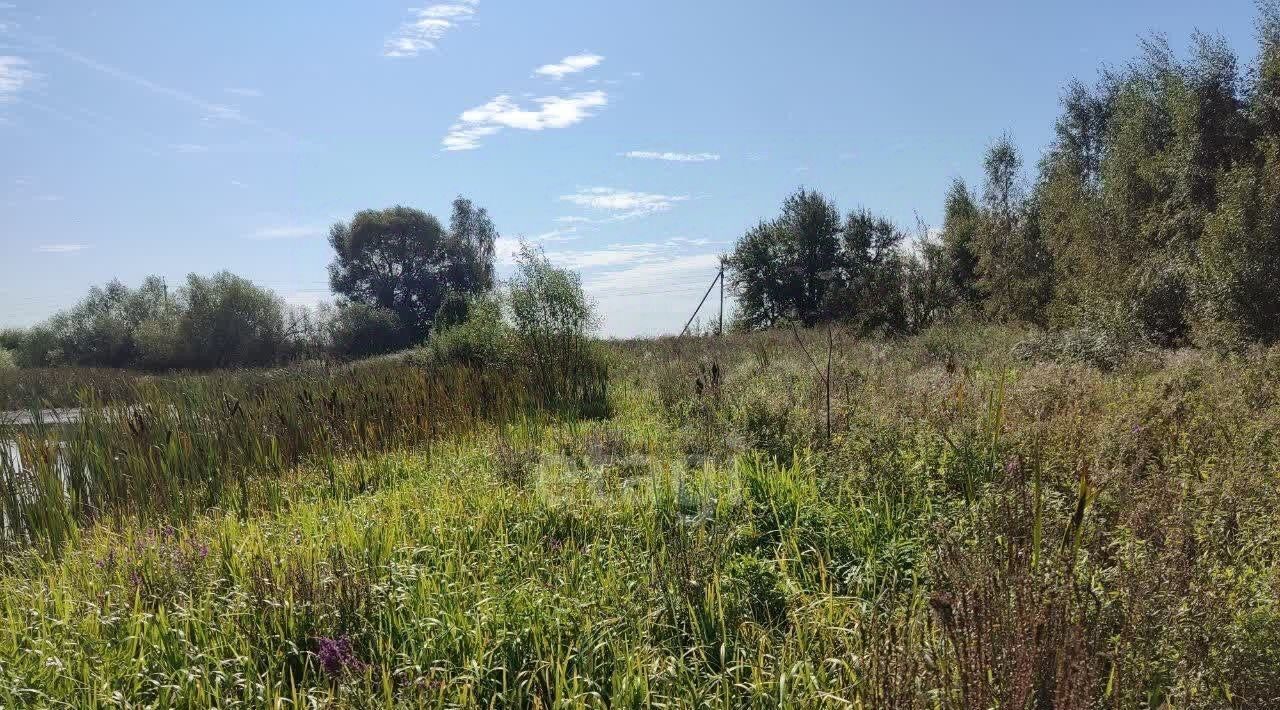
[327,197,497,338]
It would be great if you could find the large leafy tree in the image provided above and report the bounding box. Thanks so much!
[831,209,906,332]
[728,188,908,332]
[728,189,844,329]
[43,276,173,368]
[1028,11,1280,348]
[327,197,497,337]
[729,188,844,329]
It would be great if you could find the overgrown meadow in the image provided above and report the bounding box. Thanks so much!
[2,326,1280,708]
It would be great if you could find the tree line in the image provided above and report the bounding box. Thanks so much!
[1,197,501,370]
[729,3,1280,351]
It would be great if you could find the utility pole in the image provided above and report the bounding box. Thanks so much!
[717,258,724,337]
[679,262,726,339]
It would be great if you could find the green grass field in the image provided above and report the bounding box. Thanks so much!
[2,326,1280,708]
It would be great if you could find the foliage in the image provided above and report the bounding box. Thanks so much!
[6,273,299,371]
[41,276,173,368]
[175,272,288,370]
[327,197,497,338]
[10,324,59,368]
[974,135,1053,325]
[507,245,609,416]
[428,295,514,368]
[939,178,983,310]
[3,272,431,372]
[902,231,959,332]
[727,188,909,332]
[1032,11,1280,347]
[0,349,14,372]
[0,329,23,352]
[326,302,413,360]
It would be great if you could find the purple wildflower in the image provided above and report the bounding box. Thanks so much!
[315,635,366,677]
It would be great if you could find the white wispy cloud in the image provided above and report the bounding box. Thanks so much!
[34,244,89,254]
[583,249,726,337]
[622,151,720,162]
[546,243,661,270]
[534,53,604,80]
[492,234,725,336]
[558,187,687,219]
[584,251,722,293]
[33,41,238,120]
[0,55,35,102]
[384,0,479,58]
[493,236,522,265]
[247,225,326,240]
[494,226,580,266]
[443,90,607,151]
[225,87,263,98]
[533,226,578,242]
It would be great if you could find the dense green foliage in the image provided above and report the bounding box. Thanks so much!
[728,189,907,332]
[731,4,1280,352]
[3,326,1280,706]
[327,197,497,338]
[430,246,610,418]
[2,273,299,371]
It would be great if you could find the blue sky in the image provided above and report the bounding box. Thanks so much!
[0,0,1266,336]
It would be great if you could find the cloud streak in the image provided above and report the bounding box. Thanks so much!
[558,187,687,220]
[34,244,89,254]
[622,151,720,162]
[385,0,479,58]
[443,90,607,150]
[0,55,35,102]
[535,53,604,80]
[27,38,300,143]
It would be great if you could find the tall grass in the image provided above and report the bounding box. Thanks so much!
[1,358,608,556]
[1,326,1279,706]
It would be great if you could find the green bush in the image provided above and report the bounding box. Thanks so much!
[722,554,790,628]
[508,245,609,416]
[1012,323,1150,371]
[732,393,801,464]
[428,296,513,367]
[328,303,412,360]
[0,349,15,371]
[14,324,59,368]
[0,328,23,352]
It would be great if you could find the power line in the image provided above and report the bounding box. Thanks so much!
[679,262,725,338]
